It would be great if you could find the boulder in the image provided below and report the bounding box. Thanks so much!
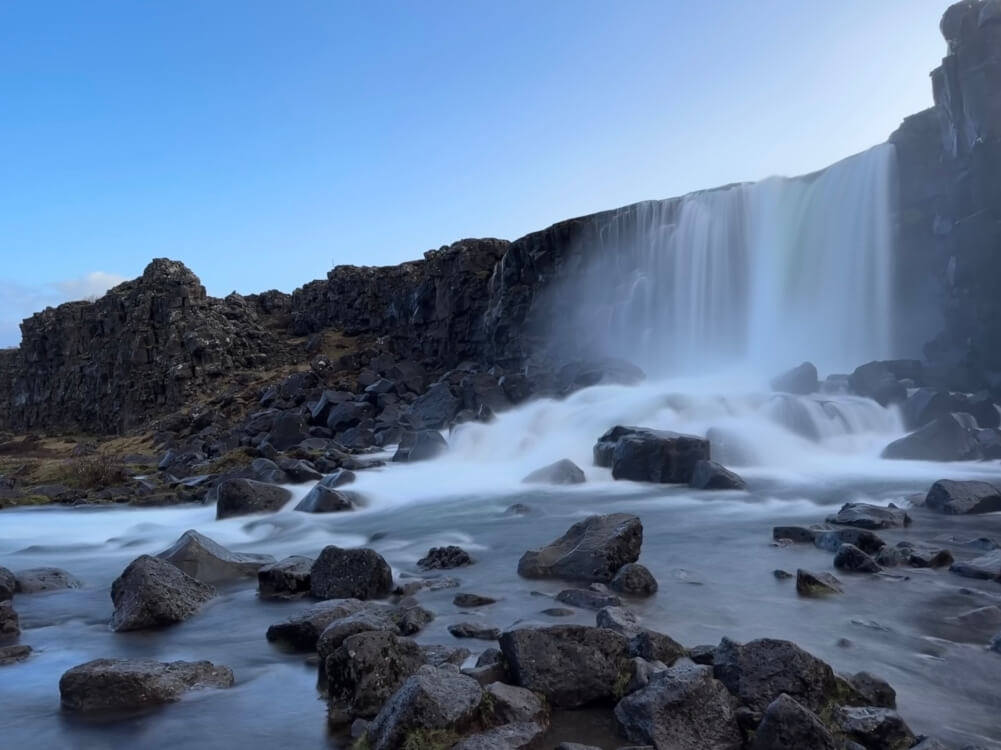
[813,528,886,555]
[450,722,546,750]
[0,600,18,640]
[594,426,710,483]
[614,663,742,749]
[555,588,622,611]
[845,671,897,708]
[833,544,881,574]
[849,362,906,406]
[628,629,687,666]
[422,644,472,668]
[266,599,365,651]
[215,478,292,519]
[393,430,448,463]
[110,555,215,631]
[521,458,586,485]
[689,459,746,490]
[831,706,916,750]
[59,659,234,713]
[264,412,308,451]
[772,526,818,544]
[407,382,461,430]
[518,513,642,582]
[0,644,32,666]
[448,622,501,640]
[610,563,659,597]
[326,631,426,720]
[826,502,910,530]
[453,593,496,608]
[881,414,983,461]
[310,546,393,600]
[900,388,953,430]
[498,625,630,708]
[275,457,323,483]
[258,555,314,599]
[294,486,356,513]
[481,681,547,725]
[13,567,82,594]
[750,693,837,750]
[925,479,1001,514]
[326,401,375,433]
[713,637,839,714]
[795,569,843,596]
[248,457,287,483]
[156,529,275,583]
[364,665,483,750]
[418,546,473,570]
[770,362,819,395]
[0,566,14,601]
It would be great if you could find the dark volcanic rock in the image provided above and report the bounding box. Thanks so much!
[418,546,473,570]
[392,430,448,463]
[770,362,819,395]
[555,588,621,611]
[448,622,501,640]
[258,555,314,600]
[713,637,839,714]
[364,665,483,750]
[407,382,461,430]
[521,458,586,485]
[900,388,953,430]
[610,562,659,597]
[13,567,83,594]
[1,600,19,640]
[156,529,274,583]
[773,526,818,544]
[517,513,642,582]
[750,693,837,750]
[813,527,886,555]
[882,414,983,461]
[614,663,742,749]
[59,658,234,713]
[845,671,897,709]
[849,361,907,406]
[498,625,629,708]
[111,555,215,632]
[310,546,393,600]
[594,426,710,484]
[294,485,356,513]
[266,599,365,651]
[689,459,746,490]
[796,569,843,596]
[326,631,426,721]
[264,412,308,451]
[215,478,292,519]
[453,593,496,608]
[826,502,910,530]
[0,566,14,601]
[925,479,1001,514]
[0,643,32,666]
[834,543,881,574]
[831,706,916,750]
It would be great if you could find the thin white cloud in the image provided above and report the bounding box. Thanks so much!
[0,271,127,348]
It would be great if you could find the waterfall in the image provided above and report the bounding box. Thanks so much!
[569,144,897,376]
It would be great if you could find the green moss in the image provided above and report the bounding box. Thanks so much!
[203,449,252,474]
[402,729,458,750]
[0,494,51,509]
[350,735,371,750]
[612,664,634,700]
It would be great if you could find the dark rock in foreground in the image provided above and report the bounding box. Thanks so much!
[156,529,274,583]
[925,479,1001,515]
[834,543,881,574]
[392,430,448,463]
[310,546,393,600]
[610,562,658,597]
[294,486,356,513]
[418,545,473,570]
[110,555,215,632]
[59,658,234,712]
[448,622,501,640]
[826,502,910,530]
[326,631,426,721]
[689,459,746,490]
[770,361,819,395]
[14,567,82,594]
[881,413,982,462]
[499,625,629,708]
[594,425,709,484]
[518,513,642,582]
[832,705,916,750]
[615,663,742,749]
[215,478,292,519]
[521,458,586,485]
[258,555,314,600]
[750,693,837,750]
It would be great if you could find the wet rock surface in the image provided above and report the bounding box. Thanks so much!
[518,513,642,582]
[110,555,215,632]
[156,529,274,583]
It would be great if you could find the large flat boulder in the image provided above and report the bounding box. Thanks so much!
[594,426,709,483]
[614,663,742,749]
[925,479,1001,514]
[110,555,215,632]
[59,659,233,712]
[215,478,292,519]
[156,529,274,583]
[517,513,642,582]
[498,625,629,708]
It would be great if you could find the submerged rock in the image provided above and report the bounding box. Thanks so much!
[796,569,843,596]
[610,562,659,597]
[157,529,274,583]
[826,502,910,530]
[813,527,886,555]
[110,555,215,632]
[555,588,621,611]
[594,425,710,484]
[517,513,642,582]
[311,546,393,600]
[215,478,292,519]
[688,459,747,490]
[453,593,496,608]
[925,479,1001,515]
[949,552,1001,581]
[14,567,82,594]
[448,622,501,640]
[833,543,881,574]
[521,458,586,485]
[59,658,234,713]
[0,643,32,666]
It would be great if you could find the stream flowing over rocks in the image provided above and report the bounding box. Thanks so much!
[2,2,1001,748]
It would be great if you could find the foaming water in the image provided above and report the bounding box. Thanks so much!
[568,144,896,375]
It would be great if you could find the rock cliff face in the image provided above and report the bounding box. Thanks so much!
[1,0,1000,435]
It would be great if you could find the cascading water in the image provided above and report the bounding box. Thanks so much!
[570,144,897,376]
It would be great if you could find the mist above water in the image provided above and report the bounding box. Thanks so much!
[564,144,897,376]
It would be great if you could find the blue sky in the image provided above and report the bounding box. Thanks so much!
[0,1,951,346]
